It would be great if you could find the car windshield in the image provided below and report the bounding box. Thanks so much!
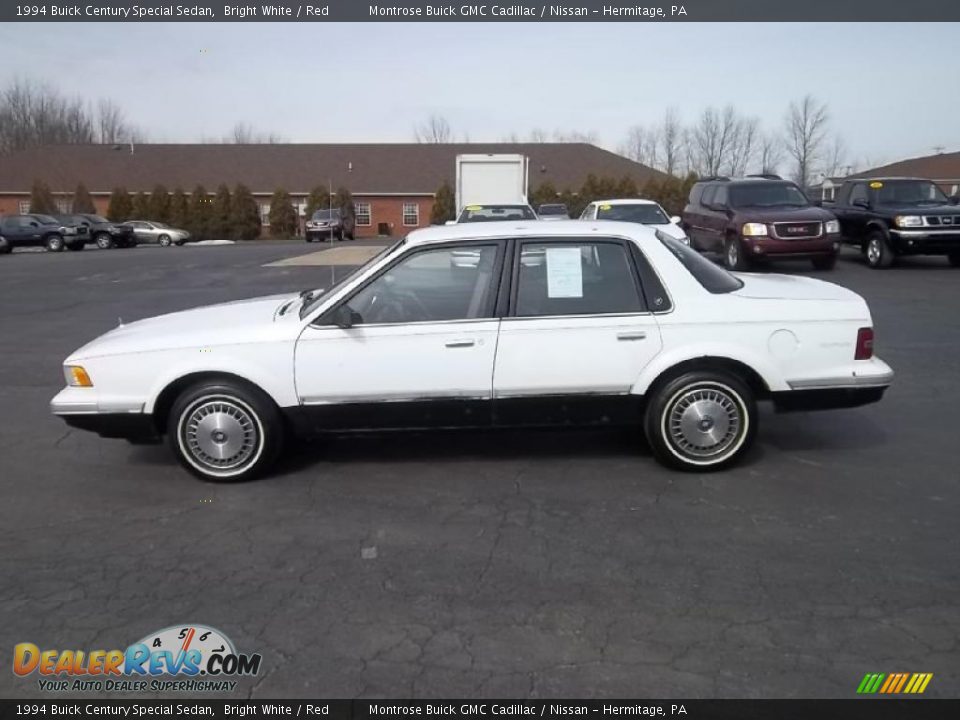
[85,215,109,223]
[537,204,568,216]
[597,203,669,224]
[299,238,406,319]
[31,214,59,224]
[659,233,743,294]
[458,205,537,222]
[152,222,169,228]
[874,180,948,205]
[728,183,810,208]
[311,209,341,220]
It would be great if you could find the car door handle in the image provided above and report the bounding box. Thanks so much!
[617,331,647,341]
[445,339,475,348]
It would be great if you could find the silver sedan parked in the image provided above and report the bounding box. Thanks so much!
[127,221,191,246]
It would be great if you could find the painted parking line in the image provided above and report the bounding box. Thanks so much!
[264,245,387,267]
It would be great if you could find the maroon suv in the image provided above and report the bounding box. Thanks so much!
[681,176,841,270]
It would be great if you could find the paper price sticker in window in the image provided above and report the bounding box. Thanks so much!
[545,247,583,298]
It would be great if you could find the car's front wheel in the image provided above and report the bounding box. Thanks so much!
[45,234,65,252]
[158,234,172,247]
[167,380,284,482]
[95,233,115,250]
[724,237,750,271]
[644,370,756,471]
[865,230,894,269]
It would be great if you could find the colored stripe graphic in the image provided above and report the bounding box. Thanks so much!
[857,672,933,694]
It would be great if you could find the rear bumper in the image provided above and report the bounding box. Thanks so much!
[774,359,893,412]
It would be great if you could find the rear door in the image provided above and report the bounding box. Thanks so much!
[492,237,663,426]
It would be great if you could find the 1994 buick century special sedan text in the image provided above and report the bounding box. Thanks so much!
[51,221,893,481]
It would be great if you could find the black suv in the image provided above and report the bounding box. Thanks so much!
[0,214,85,252]
[825,177,960,268]
[56,214,136,249]
[682,176,841,270]
[305,209,355,242]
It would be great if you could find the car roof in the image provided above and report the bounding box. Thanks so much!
[849,176,930,182]
[590,198,658,206]
[406,219,659,247]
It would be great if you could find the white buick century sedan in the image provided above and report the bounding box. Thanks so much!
[51,221,893,482]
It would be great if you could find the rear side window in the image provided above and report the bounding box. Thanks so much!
[688,184,705,205]
[659,234,743,294]
[514,241,645,317]
[700,185,716,207]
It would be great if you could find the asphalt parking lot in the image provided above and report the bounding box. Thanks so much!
[1,241,958,699]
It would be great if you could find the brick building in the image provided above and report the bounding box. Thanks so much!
[0,143,665,237]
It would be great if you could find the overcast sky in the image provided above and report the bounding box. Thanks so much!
[0,22,957,168]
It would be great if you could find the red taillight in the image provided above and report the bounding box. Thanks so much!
[855,327,874,360]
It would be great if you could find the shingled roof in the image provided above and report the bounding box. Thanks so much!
[0,143,666,195]
[852,150,960,181]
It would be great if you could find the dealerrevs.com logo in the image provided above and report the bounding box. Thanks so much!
[13,624,262,693]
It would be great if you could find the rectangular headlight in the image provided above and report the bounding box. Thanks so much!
[64,365,93,387]
[742,222,768,237]
[825,220,840,234]
[895,215,923,228]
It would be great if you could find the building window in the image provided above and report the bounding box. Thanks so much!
[402,202,419,227]
[355,202,371,227]
[55,197,71,213]
[259,203,270,225]
[18,200,30,214]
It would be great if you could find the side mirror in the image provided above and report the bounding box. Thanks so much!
[853,198,870,209]
[669,215,681,225]
[330,304,361,329]
[949,195,960,205]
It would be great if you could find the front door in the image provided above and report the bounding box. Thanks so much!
[493,238,663,426]
[293,242,505,431]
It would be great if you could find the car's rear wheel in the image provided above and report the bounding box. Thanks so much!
[644,370,756,471]
[158,234,172,247]
[948,252,960,268]
[95,233,115,250]
[724,237,750,271]
[865,231,894,269]
[45,234,64,252]
[811,254,837,270]
[167,380,284,482]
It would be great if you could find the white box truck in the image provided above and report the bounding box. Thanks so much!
[455,154,529,213]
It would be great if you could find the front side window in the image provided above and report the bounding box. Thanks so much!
[354,202,372,226]
[344,245,498,325]
[402,203,419,227]
[849,184,868,205]
[658,233,743,293]
[514,241,644,317]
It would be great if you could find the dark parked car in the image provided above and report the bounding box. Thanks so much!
[0,214,84,252]
[682,176,841,271]
[56,214,136,249]
[824,177,960,268]
[305,209,355,242]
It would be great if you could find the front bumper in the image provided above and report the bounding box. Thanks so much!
[774,357,893,412]
[51,387,157,440]
[741,233,841,259]
[306,226,342,240]
[890,229,960,254]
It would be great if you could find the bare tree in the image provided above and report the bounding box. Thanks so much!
[620,124,660,168]
[94,98,144,144]
[0,79,96,154]
[758,132,784,175]
[784,95,829,188]
[821,135,848,177]
[688,105,739,177]
[661,108,683,176]
[725,116,759,177]
[414,114,452,143]
[528,128,548,143]
[226,122,281,144]
[552,129,598,144]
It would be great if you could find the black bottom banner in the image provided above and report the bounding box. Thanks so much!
[2,700,960,720]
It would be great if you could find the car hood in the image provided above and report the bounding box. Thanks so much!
[68,293,300,360]
[732,206,836,222]
[733,273,861,302]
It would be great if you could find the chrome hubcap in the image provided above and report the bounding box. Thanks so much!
[97,236,110,248]
[182,398,259,472]
[727,243,738,267]
[667,386,742,459]
[867,239,880,264]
